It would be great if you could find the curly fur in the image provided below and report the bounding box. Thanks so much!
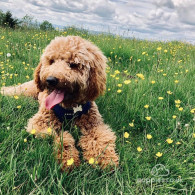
[1,36,119,170]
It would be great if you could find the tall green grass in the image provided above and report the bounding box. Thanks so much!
[0,27,194,194]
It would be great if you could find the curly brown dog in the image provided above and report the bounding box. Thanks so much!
[1,36,119,170]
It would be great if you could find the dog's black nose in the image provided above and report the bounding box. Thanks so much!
[46,76,58,86]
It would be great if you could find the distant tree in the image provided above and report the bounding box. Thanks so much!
[20,15,33,28]
[0,10,5,26]
[1,11,19,28]
[40,20,54,31]
[20,15,40,29]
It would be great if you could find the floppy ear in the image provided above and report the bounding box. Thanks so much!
[87,53,107,101]
[34,62,44,91]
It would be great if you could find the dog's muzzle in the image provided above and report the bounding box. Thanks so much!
[46,76,59,86]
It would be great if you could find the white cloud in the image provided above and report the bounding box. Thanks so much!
[154,0,195,25]
[154,0,175,9]
[0,0,194,43]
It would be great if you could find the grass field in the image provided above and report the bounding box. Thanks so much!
[0,27,195,194]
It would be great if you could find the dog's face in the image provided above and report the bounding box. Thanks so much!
[34,36,106,106]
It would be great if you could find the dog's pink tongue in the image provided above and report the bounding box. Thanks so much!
[45,90,64,110]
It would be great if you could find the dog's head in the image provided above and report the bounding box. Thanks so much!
[34,36,106,108]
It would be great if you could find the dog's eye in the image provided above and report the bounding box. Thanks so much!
[49,59,55,65]
[69,63,78,69]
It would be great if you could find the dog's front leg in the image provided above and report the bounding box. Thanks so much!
[26,91,80,170]
[27,109,80,170]
[76,102,119,169]
[26,106,61,136]
[54,131,80,171]
[25,91,60,136]
[79,124,119,169]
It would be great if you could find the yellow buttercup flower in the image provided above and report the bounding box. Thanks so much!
[144,104,149,108]
[175,80,179,83]
[14,95,19,99]
[166,138,173,144]
[167,91,172,95]
[24,138,27,143]
[17,105,21,109]
[175,100,181,104]
[158,97,164,100]
[124,80,131,84]
[156,152,163,157]
[178,107,183,111]
[190,108,195,113]
[89,158,95,164]
[151,80,156,84]
[117,89,122,93]
[67,158,74,166]
[157,47,162,51]
[117,84,122,87]
[31,129,36,135]
[115,70,120,74]
[124,132,129,138]
[129,123,134,127]
[172,115,177,119]
[145,116,151,120]
[136,74,145,80]
[137,147,142,152]
[146,134,152,139]
[47,127,52,133]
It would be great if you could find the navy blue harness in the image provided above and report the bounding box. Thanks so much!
[52,101,91,122]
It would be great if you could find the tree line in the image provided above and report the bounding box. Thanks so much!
[0,10,54,31]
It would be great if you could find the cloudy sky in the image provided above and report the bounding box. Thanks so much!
[0,0,195,43]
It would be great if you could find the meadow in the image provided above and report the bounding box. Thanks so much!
[0,27,194,194]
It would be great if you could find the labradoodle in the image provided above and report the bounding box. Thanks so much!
[1,36,119,170]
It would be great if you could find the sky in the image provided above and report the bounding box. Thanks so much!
[0,0,195,44]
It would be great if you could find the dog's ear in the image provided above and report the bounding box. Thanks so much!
[34,62,44,91]
[87,52,107,101]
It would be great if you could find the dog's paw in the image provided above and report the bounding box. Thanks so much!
[83,152,119,169]
[0,87,5,95]
[54,132,80,171]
